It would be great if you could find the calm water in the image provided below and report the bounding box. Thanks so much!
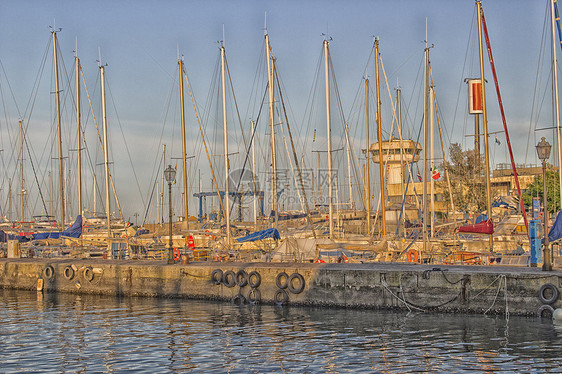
[1,290,562,373]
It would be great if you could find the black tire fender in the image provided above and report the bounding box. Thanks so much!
[63,265,75,280]
[539,283,559,305]
[248,271,261,288]
[223,270,236,288]
[248,288,261,304]
[274,289,289,306]
[276,272,289,289]
[43,265,55,280]
[211,269,223,285]
[83,267,94,282]
[235,269,248,287]
[288,273,305,294]
[538,304,555,319]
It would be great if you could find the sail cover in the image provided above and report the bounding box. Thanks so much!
[236,228,280,243]
[32,215,82,240]
[456,218,494,235]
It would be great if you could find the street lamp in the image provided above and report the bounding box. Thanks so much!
[164,164,176,264]
[536,137,552,271]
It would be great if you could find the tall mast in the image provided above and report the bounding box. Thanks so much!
[251,120,258,225]
[365,79,371,232]
[324,39,334,238]
[19,120,24,222]
[265,33,278,228]
[477,1,493,249]
[423,46,429,257]
[100,64,112,241]
[430,85,435,238]
[220,43,231,247]
[75,56,83,217]
[375,39,386,236]
[52,30,65,227]
[161,144,166,224]
[551,0,562,205]
[179,59,189,222]
[397,88,406,234]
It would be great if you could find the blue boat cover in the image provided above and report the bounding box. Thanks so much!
[31,215,83,240]
[549,210,562,242]
[236,227,280,243]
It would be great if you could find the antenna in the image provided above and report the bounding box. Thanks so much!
[98,47,102,67]
[222,24,225,47]
[264,11,267,35]
[177,44,180,61]
[425,17,428,48]
[75,36,78,57]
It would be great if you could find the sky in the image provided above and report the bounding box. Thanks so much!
[0,0,554,224]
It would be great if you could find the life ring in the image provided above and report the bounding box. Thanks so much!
[539,212,544,219]
[211,269,223,285]
[231,293,246,305]
[248,271,261,288]
[235,269,248,287]
[63,266,75,280]
[223,270,236,288]
[407,249,419,263]
[276,272,289,289]
[173,248,181,261]
[539,284,559,305]
[538,304,555,319]
[83,267,94,282]
[288,273,305,294]
[274,289,289,306]
[43,265,55,280]
[247,288,261,304]
[187,235,195,248]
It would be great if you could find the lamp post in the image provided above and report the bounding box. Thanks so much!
[164,165,176,264]
[536,137,552,271]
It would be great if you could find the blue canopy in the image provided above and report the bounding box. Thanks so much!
[549,210,562,242]
[236,227,280,243]
[32,215,82,240]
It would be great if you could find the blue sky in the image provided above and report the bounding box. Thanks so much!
[0,0,553,223]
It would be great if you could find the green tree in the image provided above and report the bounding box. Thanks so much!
[522,170,560,213]
[441,143,488,214]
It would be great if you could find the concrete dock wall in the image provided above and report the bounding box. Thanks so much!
[1,259,561,316]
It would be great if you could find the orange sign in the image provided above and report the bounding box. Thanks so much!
[468,79,483,114]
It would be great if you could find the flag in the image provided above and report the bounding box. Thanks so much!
[417,172,422,182]
[432,166,440,180]
[495,136,501,145]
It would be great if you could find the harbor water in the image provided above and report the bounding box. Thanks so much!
[1,289,561,373]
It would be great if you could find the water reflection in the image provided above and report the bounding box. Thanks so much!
[1,289,561,373]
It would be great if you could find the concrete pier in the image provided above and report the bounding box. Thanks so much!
[0,258,560,316]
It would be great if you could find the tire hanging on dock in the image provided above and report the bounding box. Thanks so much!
[248,271,261,288]
[276,272,289,289]
[211,269,223,285]
[43,265,55,280]
[63,266,75,280]
[288,273,305,294]
[538,284,559,305]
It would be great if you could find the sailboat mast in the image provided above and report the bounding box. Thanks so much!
[324,39,334,238]
[265,33,278,228]
[551,0,562,205]
[251,120,258,225]
[365,79,371,232]
[161,144,166,224]
[375,39,386,236]
[179,59,189,222]
[220,43,231,247]
[100,65,112,240]
[52,31,65,227]
[430,85,435,237]
[477,1,493,249]
[19,120,24,222]
[423,46,429,257]
[76,56,83,217]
